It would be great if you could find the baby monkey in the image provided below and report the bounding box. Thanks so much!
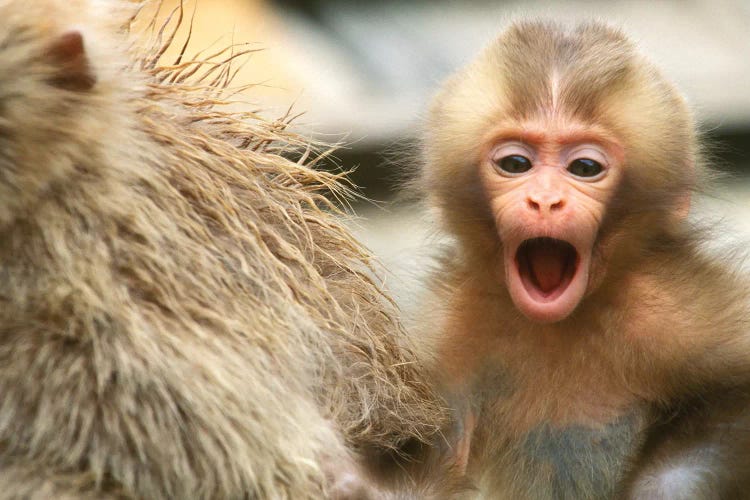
[413,20,750,499]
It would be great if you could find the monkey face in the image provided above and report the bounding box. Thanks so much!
[479,118,624,323]
[422,20,697,326]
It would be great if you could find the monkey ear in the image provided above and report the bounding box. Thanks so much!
[46,30,97,92]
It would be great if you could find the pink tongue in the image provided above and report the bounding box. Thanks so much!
[528,246,565,293]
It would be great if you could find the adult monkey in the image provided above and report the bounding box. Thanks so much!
[412,20,750,499]
[0,0,448,498]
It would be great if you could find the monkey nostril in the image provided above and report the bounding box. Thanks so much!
[527,198,564,213]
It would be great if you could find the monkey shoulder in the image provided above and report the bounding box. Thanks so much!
[618,243,750,360]
[619,241,750,498]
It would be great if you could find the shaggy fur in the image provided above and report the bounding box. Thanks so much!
[0,1,445,498]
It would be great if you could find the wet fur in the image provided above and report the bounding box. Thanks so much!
[0,1,446,498]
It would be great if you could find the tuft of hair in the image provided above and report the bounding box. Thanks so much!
[0,0,446,498]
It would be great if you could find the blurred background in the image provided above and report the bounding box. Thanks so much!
[157,0,750,300]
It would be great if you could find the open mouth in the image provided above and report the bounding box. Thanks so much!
[515,237,579,302]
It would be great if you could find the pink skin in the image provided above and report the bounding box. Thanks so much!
[479,121,624,323]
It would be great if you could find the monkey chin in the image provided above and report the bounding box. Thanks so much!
[505,237,590,324]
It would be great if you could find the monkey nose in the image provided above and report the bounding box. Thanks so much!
[526,195,565,214]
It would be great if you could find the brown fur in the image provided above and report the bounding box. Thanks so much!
[0,0,447,498]
[412,19,750,498]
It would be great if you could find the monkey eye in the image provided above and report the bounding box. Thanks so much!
[567,158,603,178]
[494,155,532,175]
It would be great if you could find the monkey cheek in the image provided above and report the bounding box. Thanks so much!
[504,251,590,324]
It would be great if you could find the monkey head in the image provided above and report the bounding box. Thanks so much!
[422,21,697,324]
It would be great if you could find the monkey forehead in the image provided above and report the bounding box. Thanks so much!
[488,20,640,120]
[425,20,638,142]
[428,22,630,117]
